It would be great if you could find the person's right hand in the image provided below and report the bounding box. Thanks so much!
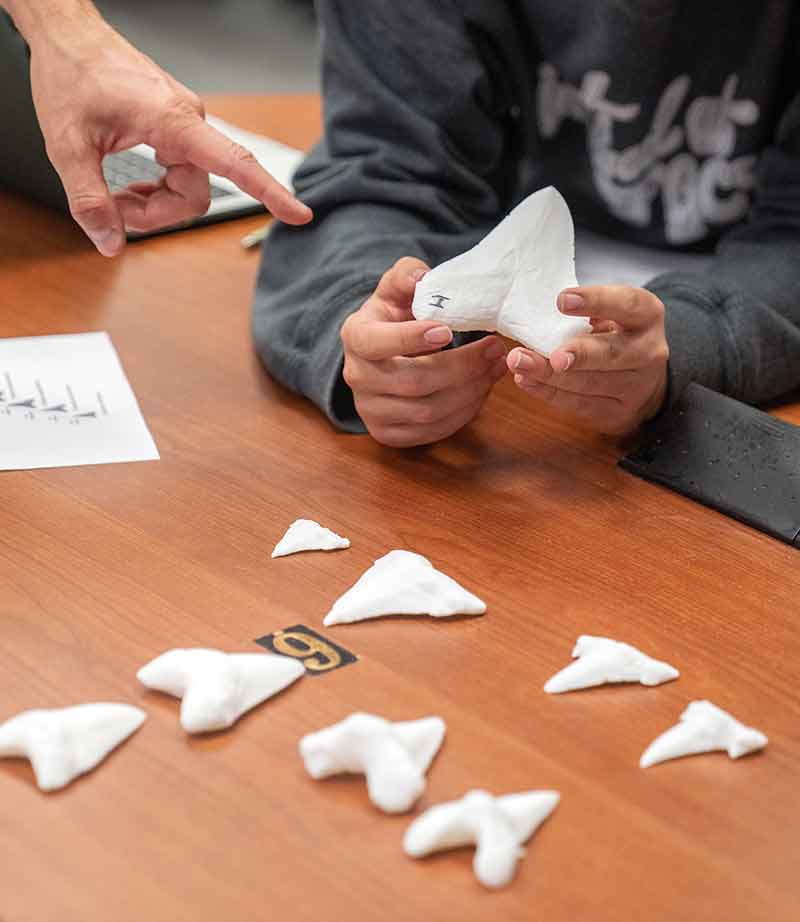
[341,257,508,447]
[26,11,312,256]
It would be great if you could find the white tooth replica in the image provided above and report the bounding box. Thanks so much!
[0,703,146,792]
[299,712,446,813]
[323,550,486,627]
[404,789,560,889]
[640,700,768,768]
[271,519,351,558]
[412,186,590,356]
[137,648,304,734]
[544,635,680,693]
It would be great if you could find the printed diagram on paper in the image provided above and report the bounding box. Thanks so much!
[0,332,159,471]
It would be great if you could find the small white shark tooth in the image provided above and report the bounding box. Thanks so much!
[323,550,486,627]
[0,703,146,792]
[544,635,680,693]
[271,519,351,558]
[404,788,560,889]
[137,648,304,734]
[412,186,590,356]
[299,712,446,813]
[640,700,768,768]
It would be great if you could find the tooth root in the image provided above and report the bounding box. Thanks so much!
[300,713,446,813]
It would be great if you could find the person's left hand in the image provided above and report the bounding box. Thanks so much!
[507,285,669,435]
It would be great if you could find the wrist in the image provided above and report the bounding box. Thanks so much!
[6,0,103,49]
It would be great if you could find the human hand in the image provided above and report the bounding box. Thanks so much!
[26,12,312,256]
[341,257,508,447]
[508,285,669,435]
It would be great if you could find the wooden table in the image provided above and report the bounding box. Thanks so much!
[1,95,798,922]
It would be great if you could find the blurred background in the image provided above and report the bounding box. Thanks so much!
[95,0,320,93]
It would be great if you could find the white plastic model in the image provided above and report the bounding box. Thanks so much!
[271,519,351,558]
[412,186,590,355]
[404,788,560,889]
[137,648,304,734]
[299,712,446,813]
[323,550,486,626]
[544,635,680,693]
[640,700,768,768]
[0,703,146,792]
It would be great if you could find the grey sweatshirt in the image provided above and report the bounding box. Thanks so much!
[252,0,800,433]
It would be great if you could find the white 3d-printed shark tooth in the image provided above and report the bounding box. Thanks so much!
[544,635,680,693]
[404,788,560,889]
[137,648,304,734]
[640,700,767,768]
[299,712,446,813]
[323,550,486,626]
[271,519,351,558]
[0,703,146,792]
[412,186,590,356]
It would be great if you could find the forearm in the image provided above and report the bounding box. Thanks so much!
[2,0,103,45]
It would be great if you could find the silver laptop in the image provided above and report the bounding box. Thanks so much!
[0,12,269,239]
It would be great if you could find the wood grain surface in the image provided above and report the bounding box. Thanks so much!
[0,94,798,922]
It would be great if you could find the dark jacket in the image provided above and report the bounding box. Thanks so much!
[253,0,800,431]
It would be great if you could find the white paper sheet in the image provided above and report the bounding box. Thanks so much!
[0,332,159,471]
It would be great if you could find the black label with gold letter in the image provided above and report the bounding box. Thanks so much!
[255,624,357,676]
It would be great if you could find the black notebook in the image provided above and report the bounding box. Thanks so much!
[620,383,800,547]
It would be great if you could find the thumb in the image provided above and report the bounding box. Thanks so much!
[55,149,125,257]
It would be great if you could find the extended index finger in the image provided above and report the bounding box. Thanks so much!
[558,285,664,331]
[156,117,312,225]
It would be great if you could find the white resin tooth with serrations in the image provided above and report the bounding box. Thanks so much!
[323,550,486,626]
[137,648,304,734]
[640,700,767,768]
[404,788,560,889]
[299,712,446,813]
[412,186,589,356]
[272,519,350,558]
[0,703,146,792]
[544,635,679,693]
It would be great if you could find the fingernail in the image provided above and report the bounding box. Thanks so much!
[410,267,428,282]
[91,229,124,257]
[424,326,452,345]
[553,352,575,373]
[512,351,533,372]
[559,292,584,313]
[484,340,505,361]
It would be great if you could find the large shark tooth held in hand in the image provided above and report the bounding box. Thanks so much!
[137,648,304,734]
[272,519,351,558]
[323,550,486,626]
[299,712,446,813]
[404,788,560,889]
[0,703,146,792]
[640,700,767,768]
[544,635,680,693]
[412,186,590,356]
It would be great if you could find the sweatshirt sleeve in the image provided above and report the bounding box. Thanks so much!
[645,91,800,408]
[251,0,520,431]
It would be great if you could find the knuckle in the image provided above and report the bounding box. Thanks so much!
[342,357,360,390]
[370,425,408,448]
[622,287,640,313]
[229,142,258,171]
[69,193,108,221]
[649,294,666,321]
[407,399,438,427]
[396,366,428,399]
